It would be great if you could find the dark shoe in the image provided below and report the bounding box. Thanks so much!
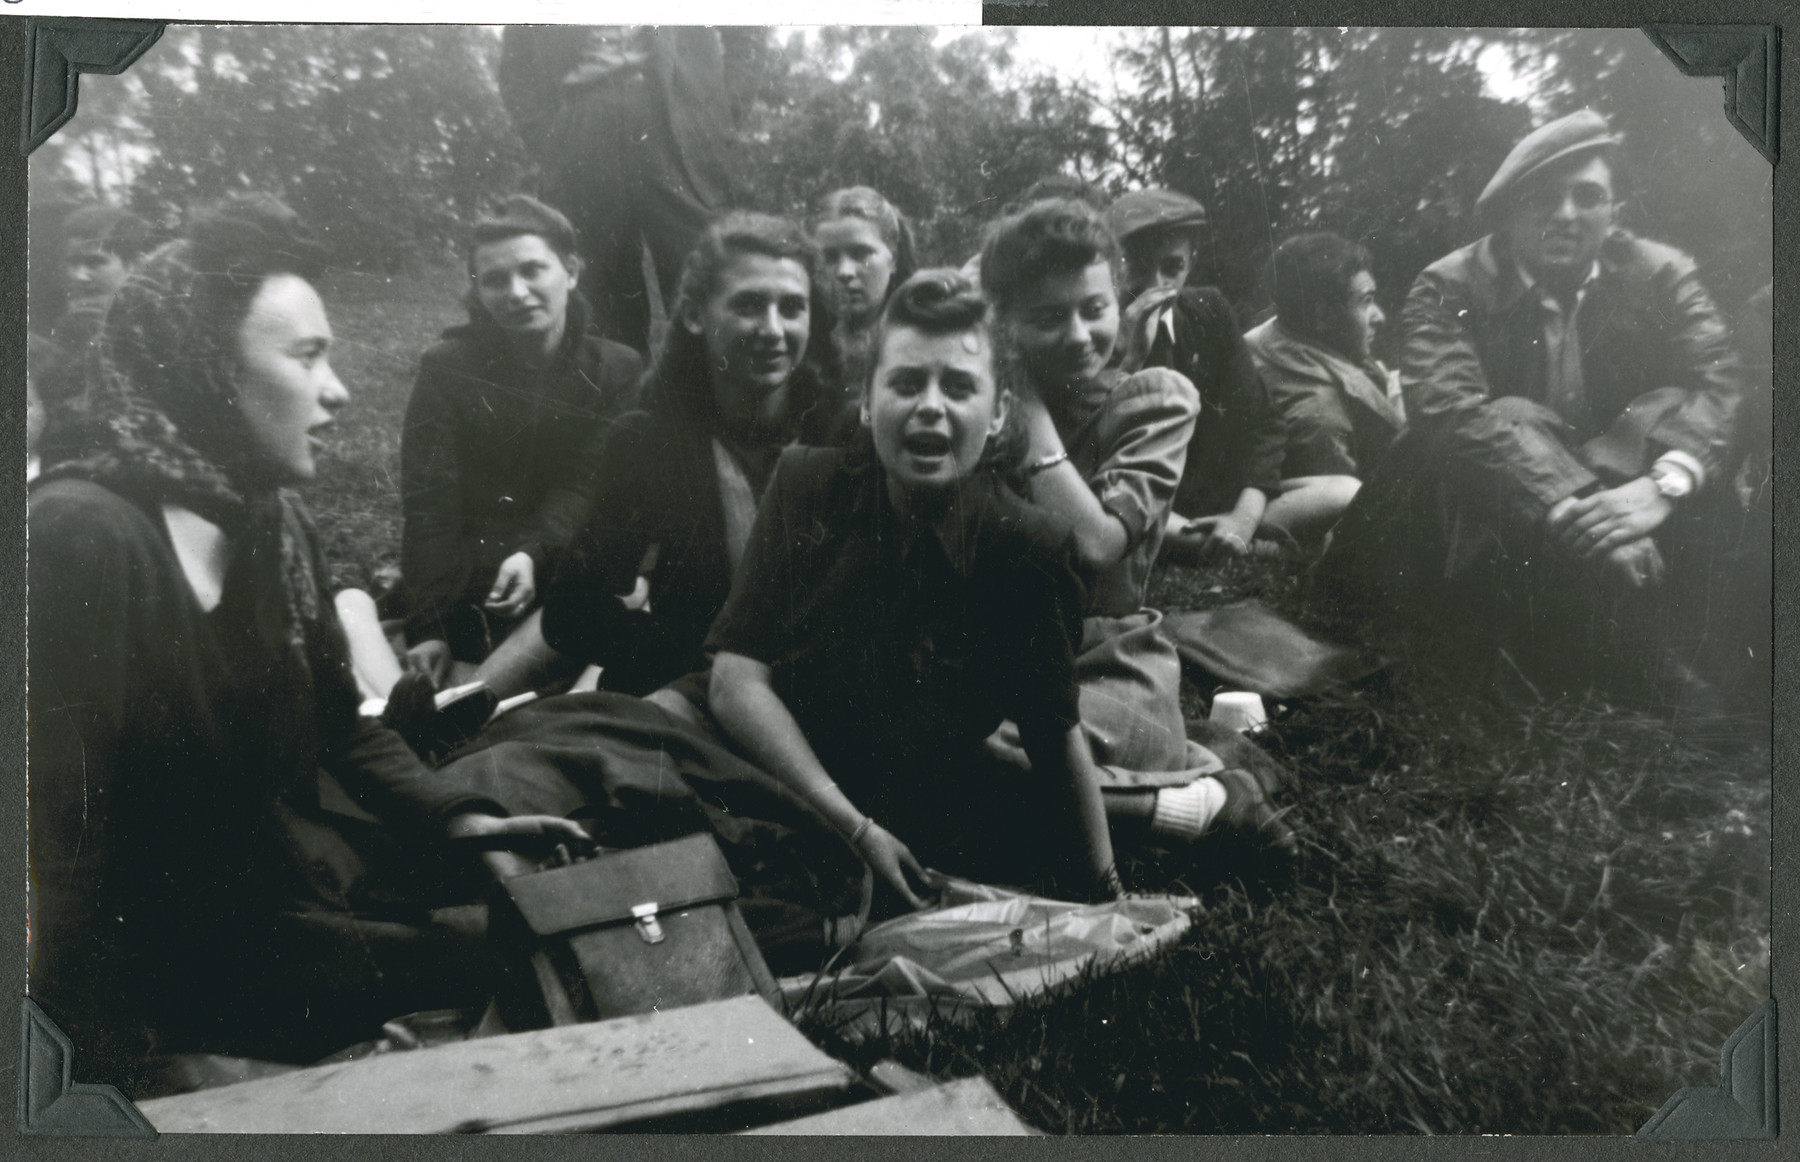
[382,673,496,765]
[1185,717,1292,796]
[381,671,438,754]
[1209,767,1298,855]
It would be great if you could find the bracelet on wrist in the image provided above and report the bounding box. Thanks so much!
[1025,449,1070,477]
[847,816,874,848]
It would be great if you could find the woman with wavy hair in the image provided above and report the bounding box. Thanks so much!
[535,211,840,702]
[28,195,586,1086]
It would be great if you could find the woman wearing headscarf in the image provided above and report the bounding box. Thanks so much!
[28,195,587,1088]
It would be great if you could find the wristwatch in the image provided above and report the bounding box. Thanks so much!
[1649,462,1695,501]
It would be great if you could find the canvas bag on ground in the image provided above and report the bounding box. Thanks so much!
[486,832,780,1027]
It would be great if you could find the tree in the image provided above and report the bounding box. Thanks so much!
[732,27,1110,264]
[1106,27,1533,330]
[125,25,528,270]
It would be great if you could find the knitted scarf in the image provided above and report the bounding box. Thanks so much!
[36,237,326,679]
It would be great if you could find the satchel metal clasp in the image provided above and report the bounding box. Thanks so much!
[632,902,665,944]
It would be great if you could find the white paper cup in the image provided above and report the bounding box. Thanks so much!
[1209,691,1268,734]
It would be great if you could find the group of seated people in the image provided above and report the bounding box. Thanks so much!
[26,107,1763,1084]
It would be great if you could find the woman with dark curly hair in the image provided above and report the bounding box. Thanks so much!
[28,195,587,1086]
[981,198,1293,853]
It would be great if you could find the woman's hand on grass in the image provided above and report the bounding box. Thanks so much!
[485,551,537,617]
[858,823,935,911]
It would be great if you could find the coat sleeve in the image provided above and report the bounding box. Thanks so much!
[539,415,681,669]
[1399,266,1599,509]
[1257,355,1360,478]
[400,353,473,645]
[498,26,582,163]
[1642,254,1744,487]
[27,490,140,1047]
[505,344,646,575]
[1089,369,1199,553]
[1206,296,1287,496]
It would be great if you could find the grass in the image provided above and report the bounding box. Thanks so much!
[307,262,470,593]
[302,265,1771,1135]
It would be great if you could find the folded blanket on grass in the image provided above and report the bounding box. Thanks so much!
[781,877,1198,1039]
[1161,598,1385,699]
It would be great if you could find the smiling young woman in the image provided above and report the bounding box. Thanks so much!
[533,212,842,702]
[981,199,1294,853]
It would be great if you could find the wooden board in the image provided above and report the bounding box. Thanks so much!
[138,996,852,1134]
[743,1077,1040,1136]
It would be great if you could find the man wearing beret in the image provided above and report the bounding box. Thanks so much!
[1105,189,1292,561]
[1323,109,1746,712]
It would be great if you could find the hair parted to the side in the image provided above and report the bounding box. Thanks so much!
[978,197,1120,311]
[642,210,835,432]
[1267,231,1373,350]
[467,193,581,272]
[814,186,919,291]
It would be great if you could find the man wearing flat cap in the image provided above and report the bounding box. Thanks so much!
[1323,109,1747,712]
[1106,189,1290,561]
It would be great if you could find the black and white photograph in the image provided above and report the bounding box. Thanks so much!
[17,12,1777,1137]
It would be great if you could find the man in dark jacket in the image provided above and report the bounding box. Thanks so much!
[1105,189,1290,560]
[1324,110,1747,711]
[499,26,733,353]
[1244,231,1406,536]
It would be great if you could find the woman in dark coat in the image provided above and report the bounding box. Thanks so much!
[397,195,643,690]
[537,211,839,700]
[28,196,587,1089]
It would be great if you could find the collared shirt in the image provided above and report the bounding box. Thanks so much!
[707,447,1086,807]
[1514,259,1600,432]
[1514,259,1706,489]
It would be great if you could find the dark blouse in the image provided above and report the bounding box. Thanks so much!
[705,446,1087,815]
[29,479,499,1070]
[540,408,740,696]
[1147,287,1289,516]
[399,295,643,650]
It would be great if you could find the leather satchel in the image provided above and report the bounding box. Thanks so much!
[485,832,780,1028]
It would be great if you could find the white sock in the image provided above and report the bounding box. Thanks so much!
[1149,777,1227,841]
